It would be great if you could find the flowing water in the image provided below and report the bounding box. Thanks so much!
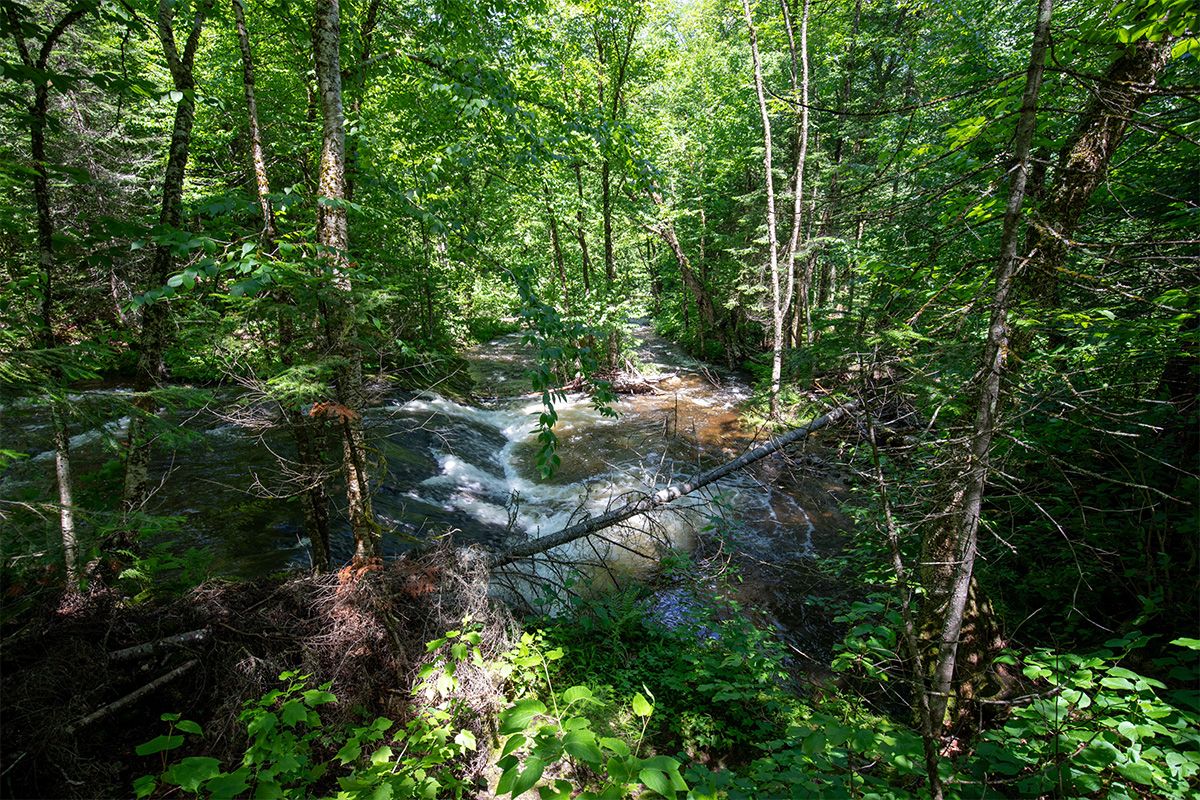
[1,326,845,591]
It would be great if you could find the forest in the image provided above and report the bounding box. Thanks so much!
[0,0,1197,797]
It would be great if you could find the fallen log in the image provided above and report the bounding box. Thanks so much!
[65,659,198,735]
[488,399,860,567]
[108,628,210,662]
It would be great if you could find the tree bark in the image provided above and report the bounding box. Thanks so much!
[544,182,571,316]
[921,0,1053,730]
[233,0,332,570]
[123,0,212,516]
[643,201,721,352]
[1017,37,1172,350]
[6,2,91,584]
[572,163,593,295]
[313,0,379,562]
[781,0,810,346]
[231,0,276,245]
[741,0,783,418]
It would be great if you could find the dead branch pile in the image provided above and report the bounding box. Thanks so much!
[0,544,512,799]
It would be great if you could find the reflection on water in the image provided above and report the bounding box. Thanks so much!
[0,325,837,580]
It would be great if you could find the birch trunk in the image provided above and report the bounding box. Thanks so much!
[313,0,379,562]
[6,3,91,584]
[781,0,810,346]
[741,0,783,418]
[922,0,1053,729]
[233,0,332,570]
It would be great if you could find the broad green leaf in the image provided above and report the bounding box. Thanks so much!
[206,769,251,800]
[163,757,221,792]
[175,719,202,736]
[638,767,674,797]
[600,737,630,757]
[1116,759,1158,786]
[563,729,602,765]
[500,698,547,734]
[563,685,594,704]
[281,700,307,727]
[501,733,527,759]
[135,734,184,756]
[512,756,546,797]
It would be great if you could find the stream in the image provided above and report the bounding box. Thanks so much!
[1,326,846,605]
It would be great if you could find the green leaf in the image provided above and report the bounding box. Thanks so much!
[563,685,594,704]
[336,740,362,764]
[538,779,574,800]
[642,756,681,772]
[175,719,202,736]
[1171,638,1200,651]
[455,729,477,751]
[563,729,602,765]
[206,768,251,800]
[163,756,221,792]
[254,778,283,798]
[133,775,157,799]
[246,712,277,738]
[496,764,518,795]
[600,737,630,757]
[135,734,184,756]
[1116,759,1158,786]
[639,768,675,797]
[301,688,336,706]
[501,733,527,759]
[512,756,546,797]
[500,698,547,734]
[281,700,307,727]
[631,692,653,718]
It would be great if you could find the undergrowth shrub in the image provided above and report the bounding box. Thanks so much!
[534,581,801,759]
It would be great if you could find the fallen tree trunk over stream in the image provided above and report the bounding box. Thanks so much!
[489,399,860,568]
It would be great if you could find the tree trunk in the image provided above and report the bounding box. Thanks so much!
[490,399,859,567]
[123,0,211,516]
[921,0,1053,730]
[1016,37,1172,352]
[781,0,810,347]
[344,0,381,202]
[573,163,593,295]
[313,0,379,563]
[741,0,783,418]
[231,0,276,245]
[544,183,571,315]
[233,0,332,570]
[6,3,91,584]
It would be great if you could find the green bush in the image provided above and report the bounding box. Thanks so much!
[960,636,1200,798]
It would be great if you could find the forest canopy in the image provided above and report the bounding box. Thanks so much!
[0,0,1197,797]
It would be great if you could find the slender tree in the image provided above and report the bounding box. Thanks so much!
[4,0,94,585]
[312,0,379,563]
[921,0,1054,729]
[123,0,213,515]
[781,0,811,346]
[232,0,333,569]
[741,0,783,418]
